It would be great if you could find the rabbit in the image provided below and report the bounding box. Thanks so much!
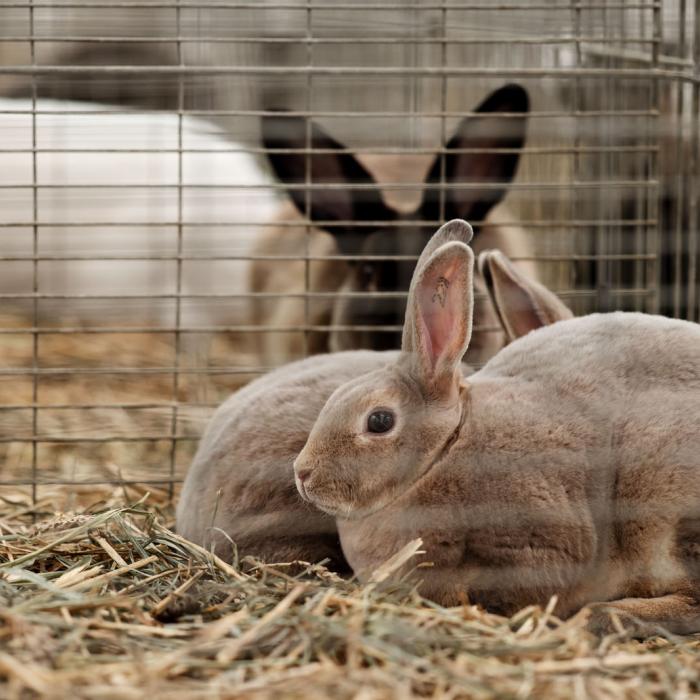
[176,237,572,573]
[293,218,700,636]
[249,83,537,368]
[0,97,277,330]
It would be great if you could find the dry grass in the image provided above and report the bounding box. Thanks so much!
[1,489,699,700]
[0,311,257,488]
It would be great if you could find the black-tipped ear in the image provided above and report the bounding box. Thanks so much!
[421,84,529,228]
[261,112,394,255]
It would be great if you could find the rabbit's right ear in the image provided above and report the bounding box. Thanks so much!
[261,113,394,255]
[478,249,573,342]
[402,229,474,397]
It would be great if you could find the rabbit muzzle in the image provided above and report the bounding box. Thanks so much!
[293,452,348,516]
[293,453,321,503]
[294,467,313,502]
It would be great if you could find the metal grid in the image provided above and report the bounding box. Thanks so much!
[0,0,697,502]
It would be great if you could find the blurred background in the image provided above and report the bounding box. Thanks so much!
[0,0,696,502]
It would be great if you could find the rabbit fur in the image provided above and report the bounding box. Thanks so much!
[0,97,277,329]
[293,219,700,636]
[176,350,399,572]
[177,239,570,573]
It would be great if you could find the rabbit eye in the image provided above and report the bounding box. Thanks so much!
[358,263,375,286]
[367,410,394,434]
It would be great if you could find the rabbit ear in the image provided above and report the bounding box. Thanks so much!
[402,236,474,396]
[261,113,394,255]
[402,218,473,351]
[478,249,573,342]
[420,84,529,227]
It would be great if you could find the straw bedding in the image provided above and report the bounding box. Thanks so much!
[0,311,256,489]
[1,487,699,700]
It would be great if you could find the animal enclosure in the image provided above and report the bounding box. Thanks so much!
[0,0,697,502]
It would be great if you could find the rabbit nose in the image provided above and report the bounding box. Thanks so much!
[296,469,312,483]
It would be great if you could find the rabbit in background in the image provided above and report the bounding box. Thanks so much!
[249,84,537,368]
[176,244,572,574]
[0,97,277,331]
[294,219,700,636]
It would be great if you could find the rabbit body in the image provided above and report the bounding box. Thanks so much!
[295,220,700,634]
[338,313,700,619]
[0,98,277,327]
[176,350,400,571]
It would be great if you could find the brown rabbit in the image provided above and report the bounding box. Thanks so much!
[294,219,700,636]
[177,232,572,574]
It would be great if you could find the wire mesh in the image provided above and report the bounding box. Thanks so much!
[0,0,697,501]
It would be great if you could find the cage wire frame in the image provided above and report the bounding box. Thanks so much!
[0,0,697,503]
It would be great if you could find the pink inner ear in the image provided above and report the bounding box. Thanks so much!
[417,259,460,369]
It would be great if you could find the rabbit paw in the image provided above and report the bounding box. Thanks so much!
[584,603,665,639]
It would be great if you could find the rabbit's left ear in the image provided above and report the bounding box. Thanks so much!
[479,249,573,342]
[402,239,474,397]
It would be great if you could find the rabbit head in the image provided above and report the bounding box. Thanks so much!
[293,219,475,518]
[262,84,529,352]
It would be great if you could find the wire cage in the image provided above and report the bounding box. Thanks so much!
[0,0,697,504]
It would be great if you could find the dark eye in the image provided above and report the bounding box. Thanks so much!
[358,263,374,286]
[367,410,395,434]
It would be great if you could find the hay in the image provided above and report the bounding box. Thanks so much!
[1,491,699,699]
[0,311,258,489]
